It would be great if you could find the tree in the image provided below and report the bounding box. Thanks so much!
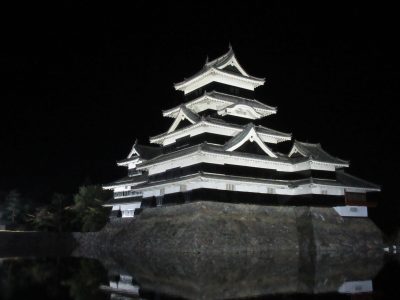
[3,190,34,227]
[28,207,55,231]
[69,185,111,232]
[50,193,69,232]
[28,193,74,232]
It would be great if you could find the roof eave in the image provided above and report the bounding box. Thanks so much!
[102,180,147,190]
[174,68,265,91]
[312,161,350,168]
[173,68,211,90]
[116,156,140,166]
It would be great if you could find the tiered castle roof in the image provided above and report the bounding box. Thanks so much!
[174,46,265,94]
[162,91,277,119]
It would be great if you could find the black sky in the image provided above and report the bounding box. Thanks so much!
[1,2,399,231]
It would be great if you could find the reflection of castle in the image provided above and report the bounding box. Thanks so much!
[100,274,140,299]
[103,47,380,219]
[99,272,374,299]
[338,280,373,294]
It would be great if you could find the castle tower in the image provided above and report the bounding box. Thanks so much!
[103,47,380,218]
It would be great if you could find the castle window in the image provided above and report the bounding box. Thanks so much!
[267,187,275,194]
[156,196,163,206]
[226,183,235,191]
[122,209,135,218]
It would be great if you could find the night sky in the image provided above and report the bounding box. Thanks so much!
[1,2,399,231]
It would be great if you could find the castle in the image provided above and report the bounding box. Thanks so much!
[103,47,380,219]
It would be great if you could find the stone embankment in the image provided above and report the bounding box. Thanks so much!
[74,201,383,256]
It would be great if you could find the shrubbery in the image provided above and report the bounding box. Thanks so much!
[1,185,111,232]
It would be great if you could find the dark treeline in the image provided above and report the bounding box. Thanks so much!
[0,185,111,232]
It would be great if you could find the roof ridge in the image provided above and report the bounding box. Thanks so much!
[205,47,234,68]
[214,67,266,81]
[256,124,292,137]
[295,140,321,147]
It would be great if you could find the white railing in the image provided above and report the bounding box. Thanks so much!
[114,190,141,198]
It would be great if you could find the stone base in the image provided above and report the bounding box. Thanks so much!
[74,201,383,255]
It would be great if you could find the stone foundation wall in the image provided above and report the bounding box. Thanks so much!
[74,201,383,256]
[128,202,299,253]
[309,207,382,254]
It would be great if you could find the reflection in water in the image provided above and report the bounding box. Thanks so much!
[100,274,140,300]
[94,250,385,299]
[99,274,374,299]
[0,257,108,300]
[337,280,373,294]
[0,253,399,299]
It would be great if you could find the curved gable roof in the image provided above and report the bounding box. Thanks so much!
[167,106,201,133]
[204,46,249,77]
[174,47,265,92]
[223,123,278,158]
[289,140,349,166]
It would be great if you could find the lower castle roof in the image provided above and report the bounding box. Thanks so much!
[136,142,348,170]
[150,116,291,145]
[290,141,349,165]
[120,171,380,193]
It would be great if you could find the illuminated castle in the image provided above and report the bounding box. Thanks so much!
[103,47,380,218]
